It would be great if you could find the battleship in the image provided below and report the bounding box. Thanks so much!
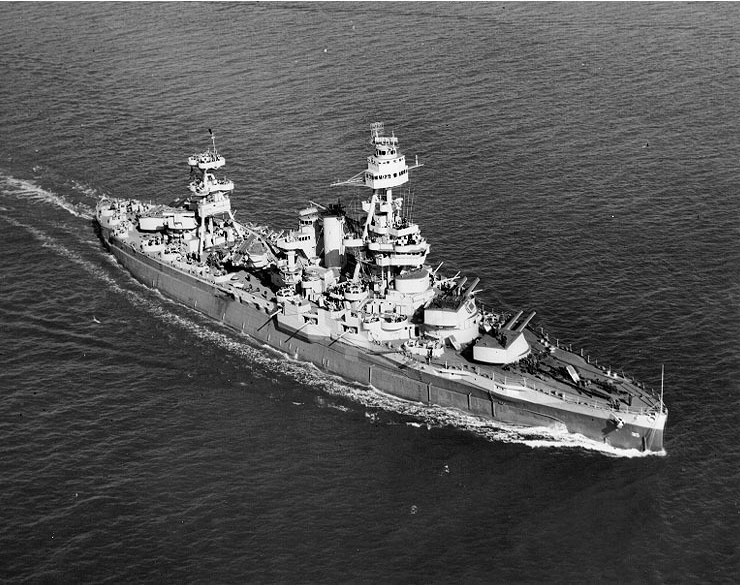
[95,124,667,452]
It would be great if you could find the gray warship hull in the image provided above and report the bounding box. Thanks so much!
[98,225,665,452]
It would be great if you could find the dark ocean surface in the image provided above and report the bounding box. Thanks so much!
[1,2,738,583]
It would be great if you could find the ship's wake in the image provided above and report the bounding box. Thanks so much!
[0,174,96,220]
[0,172,665,458]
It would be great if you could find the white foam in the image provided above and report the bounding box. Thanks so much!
[69,179,107,201]
[0,174,94,219]
[2,215,115,279]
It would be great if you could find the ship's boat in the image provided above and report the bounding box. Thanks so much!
[95,124,667,452]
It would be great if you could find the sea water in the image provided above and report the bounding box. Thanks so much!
[1,3,738,582]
